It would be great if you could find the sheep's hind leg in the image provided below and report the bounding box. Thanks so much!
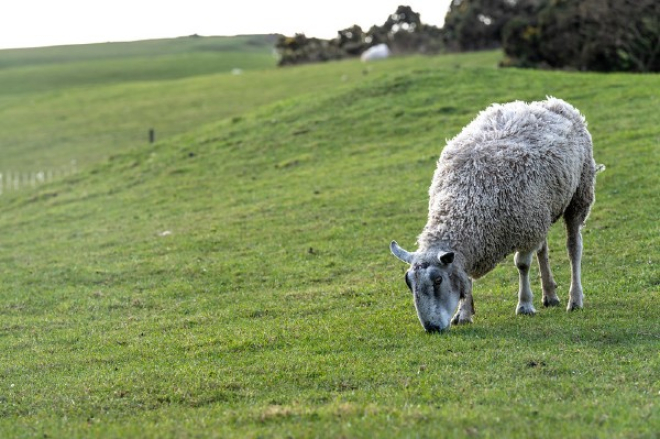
[565,216,584,311]
[515,250,536,315]
[537,239,560,307]
[563,180,593,311]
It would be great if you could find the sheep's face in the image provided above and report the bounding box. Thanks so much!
[390,241,461,333]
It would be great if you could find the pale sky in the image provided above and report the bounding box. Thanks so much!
[0,1,452,50]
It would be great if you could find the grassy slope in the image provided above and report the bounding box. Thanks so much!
[0,35,278,170]
[0,46,659,437]
[0,35,277,80]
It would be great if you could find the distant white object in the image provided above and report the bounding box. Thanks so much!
[360,44,390,62]
[231,68,243,75]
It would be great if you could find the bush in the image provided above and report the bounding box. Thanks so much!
[275,5,444,66]
[502,0,660,72]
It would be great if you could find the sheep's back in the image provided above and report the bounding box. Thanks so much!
[421,98,594,277]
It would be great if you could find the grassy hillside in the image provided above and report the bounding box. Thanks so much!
[0,35,275,66]
[0,35,278,170]
[0,34,278,91]
[0,43,659,437]
[0,46,498,172]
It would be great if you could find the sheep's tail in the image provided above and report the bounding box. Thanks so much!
[596,164,606,174]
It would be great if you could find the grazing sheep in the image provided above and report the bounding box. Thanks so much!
[390,97,602,332]
[361,44,391,62]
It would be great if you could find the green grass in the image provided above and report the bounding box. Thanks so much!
[0,35,278,169]
[0,35,278,90]
[0,39,659,438]
[0,35,274,66]
[0,46,498,171]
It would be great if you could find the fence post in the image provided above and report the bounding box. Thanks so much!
[149,128,155,144]
[0,163,79,194]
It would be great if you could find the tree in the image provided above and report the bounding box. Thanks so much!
[337,25,367,56]
[383,5,422,34]
[274,5,444,66]
[441,0,529,51]
[503,0,660,72]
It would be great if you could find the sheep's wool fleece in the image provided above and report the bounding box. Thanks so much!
[419,97,596,278]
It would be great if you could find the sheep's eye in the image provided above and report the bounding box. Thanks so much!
[433,277,443,286]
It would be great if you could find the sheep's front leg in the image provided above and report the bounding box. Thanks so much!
[536,239,560,307]
[451,279,474,325]
[451,296,474,325]
[515,250,536,315]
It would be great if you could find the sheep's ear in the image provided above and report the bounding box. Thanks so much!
[438,251,454,265]
[390,241,414,264]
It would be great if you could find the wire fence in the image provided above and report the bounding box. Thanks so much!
[0,161,77,195]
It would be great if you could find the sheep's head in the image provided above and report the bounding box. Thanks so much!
[390,241,463,333]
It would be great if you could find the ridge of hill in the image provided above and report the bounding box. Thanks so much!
[0,35,278,98]
[0,34,278,70]
[0,48,499,171]
[0,34,278,171]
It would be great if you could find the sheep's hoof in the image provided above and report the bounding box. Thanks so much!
[516,304,536,316]
[451,314,473,325]
[566,301,583,311]
[543,296,561,307]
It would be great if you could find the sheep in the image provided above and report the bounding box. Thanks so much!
[390,97,602,332]
[361,44,391,62]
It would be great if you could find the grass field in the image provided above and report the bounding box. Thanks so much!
[0,35,278,170]
[0,37,659,438]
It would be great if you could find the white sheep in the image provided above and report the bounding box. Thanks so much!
[390,97,601,332]
[360,44,391,62]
